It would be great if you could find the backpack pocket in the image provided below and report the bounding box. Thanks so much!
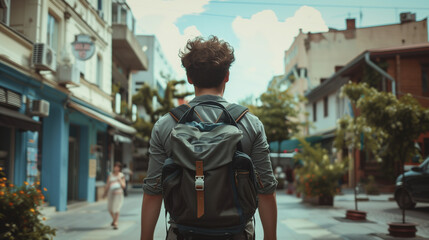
[235,170,258,219]
[162,159,185,218]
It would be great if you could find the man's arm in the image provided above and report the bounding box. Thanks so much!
[140,193,163,240]
[258,192,277,240]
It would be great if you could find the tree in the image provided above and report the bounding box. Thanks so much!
[335,83,386,211]
[249,81,304,153]
[132,79,193,139]
[342,82,429,223]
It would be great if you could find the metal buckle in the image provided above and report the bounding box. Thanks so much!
[195,176,204,191]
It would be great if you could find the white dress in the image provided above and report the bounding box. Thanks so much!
[107,172,124,213]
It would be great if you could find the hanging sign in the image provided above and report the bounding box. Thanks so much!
[71,34,96,61]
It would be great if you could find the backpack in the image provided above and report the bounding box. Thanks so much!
[161,101,258,238]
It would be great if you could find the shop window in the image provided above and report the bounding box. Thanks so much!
[0,126,12,180]
[422,64,429,95]
[313,102,317,122]
[323,96,328,117]
[46,13,58,52]
[96,132,108,182]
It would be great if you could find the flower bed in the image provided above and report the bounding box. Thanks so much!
[0,168,55,239]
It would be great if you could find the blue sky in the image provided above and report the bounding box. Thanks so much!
[127,0,429,103]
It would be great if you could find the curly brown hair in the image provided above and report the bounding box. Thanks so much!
[179,36,235,88]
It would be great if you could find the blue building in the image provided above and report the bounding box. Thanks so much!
[0,0,143,211]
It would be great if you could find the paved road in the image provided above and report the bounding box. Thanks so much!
[45,189,429,239]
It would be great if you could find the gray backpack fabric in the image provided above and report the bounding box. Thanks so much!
[162,101,258,238]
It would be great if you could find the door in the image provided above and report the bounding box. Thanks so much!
[68,137,79,201]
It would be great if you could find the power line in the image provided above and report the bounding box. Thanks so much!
[210,1,429,10]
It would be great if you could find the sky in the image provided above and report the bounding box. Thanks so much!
[126,0,429,103]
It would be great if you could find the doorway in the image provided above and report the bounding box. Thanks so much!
[68,137,79,201]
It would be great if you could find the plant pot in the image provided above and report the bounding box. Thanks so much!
[303,194,334,206]
[345,210,367,220]
[388,222,417,238]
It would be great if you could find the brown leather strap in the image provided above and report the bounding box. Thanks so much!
[195,160,204,218]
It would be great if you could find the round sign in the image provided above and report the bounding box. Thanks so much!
[71,34,96,61]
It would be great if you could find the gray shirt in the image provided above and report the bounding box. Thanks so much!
[143,95,278,195]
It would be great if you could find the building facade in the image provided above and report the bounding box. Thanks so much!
[306,43,429,185]
[0,0,141,211]
[132,35,175,97]
[282,15,428,135]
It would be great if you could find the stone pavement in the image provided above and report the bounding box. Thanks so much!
[42,188,429,240]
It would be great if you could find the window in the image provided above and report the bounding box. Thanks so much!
[46,13,58,52]
[323,96,328,117]
[96,55,103,87]
[97,0,102,11]
[0,0,10,25]
[313,102,317,122]
[97,0,103,19]
[422,64,429,95]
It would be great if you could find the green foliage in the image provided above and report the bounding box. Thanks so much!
[294,139,348,197]
[132,79,193,139]
[365,175,380,195]
[120,100,132,119]
[253,83,302,144]
[362,61,388,89]
[0,170,55,240]
[341,82,429,178]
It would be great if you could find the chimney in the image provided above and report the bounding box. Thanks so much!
[346,18,356,30]
[335,66,343,72]
[400,12,416,24]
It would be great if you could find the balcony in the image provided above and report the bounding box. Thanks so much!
[0,22,33,71]
[112,24,148,71]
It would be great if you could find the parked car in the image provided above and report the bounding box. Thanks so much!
[394,157,429,209]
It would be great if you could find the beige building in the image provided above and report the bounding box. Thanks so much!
[281,14,428,134]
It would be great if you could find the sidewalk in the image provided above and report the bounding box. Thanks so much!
[277,189,429,240]
[42,189,429,240]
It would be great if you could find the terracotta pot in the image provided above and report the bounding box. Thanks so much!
[388,222,417,238]
[345,210,367,220]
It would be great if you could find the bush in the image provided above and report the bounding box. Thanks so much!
[365,175,380,195]
[0,168,56,240]
[294,139,347,197]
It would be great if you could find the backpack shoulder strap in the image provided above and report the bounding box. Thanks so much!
[169,104,191,122]
[226,103,249,123]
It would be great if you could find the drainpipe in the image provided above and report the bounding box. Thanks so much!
[364,52,396,97]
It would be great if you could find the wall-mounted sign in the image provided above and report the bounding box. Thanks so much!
[89,159,96,178]
[71,34,96,61]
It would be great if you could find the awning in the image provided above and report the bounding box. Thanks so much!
[270,136,324,152]
[68,102,136,135]
[114,134,132,143]
[0,106,41,132]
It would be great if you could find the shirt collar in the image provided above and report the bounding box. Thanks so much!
[189,95,228,104]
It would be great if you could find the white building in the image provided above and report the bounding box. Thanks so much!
[132,35,175,98]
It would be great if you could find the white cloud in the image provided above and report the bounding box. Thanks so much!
[227,6,328,103]
[126,0,207,80]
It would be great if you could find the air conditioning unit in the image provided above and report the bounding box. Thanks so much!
[400,12,416,23]
[30,99,50,117]
[32,43,57,72]
[57,63,80,86]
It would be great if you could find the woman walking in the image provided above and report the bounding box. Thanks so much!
[103,162,125,229]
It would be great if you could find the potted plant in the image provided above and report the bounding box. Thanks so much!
[294,139,347,206]
[0,168,56,239]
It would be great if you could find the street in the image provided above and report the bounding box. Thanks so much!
[44,189,429,240]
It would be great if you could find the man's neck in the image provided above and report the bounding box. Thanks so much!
[194,86,224,97]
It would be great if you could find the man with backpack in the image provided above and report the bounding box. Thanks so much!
[140,36,278,240]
